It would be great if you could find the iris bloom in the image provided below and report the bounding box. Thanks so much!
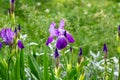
[0,28,14,45]
[46,19,74,50]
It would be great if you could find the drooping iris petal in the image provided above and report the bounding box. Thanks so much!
[54,48,59,58]
[56,35,67,50]
[0,42,2,49]
[18,40,24,49]
[66,32,75,43]
[78,48,82,56]
[46,36,54,45]
[103,43,108,53]
[0,28,14,45]
[59,19,65,29]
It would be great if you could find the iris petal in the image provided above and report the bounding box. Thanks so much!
[49,22,58,36]
[59,19,65,29]
[66,33,75,43]
[46,36,54,45]
[56,35,67,50]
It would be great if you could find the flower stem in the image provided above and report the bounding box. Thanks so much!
[105,58,108,80]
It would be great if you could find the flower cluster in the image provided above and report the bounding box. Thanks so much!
[46,19,75,50]
[0,26,24,49]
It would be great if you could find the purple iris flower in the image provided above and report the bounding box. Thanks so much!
[46,19,75,50]
[54,48,59,58]
[56,20,74,49]
[103,43,108,53]
[78,48,82,56]
[18,40,24,49]
[0,42,2,49]
[0,28,14,45]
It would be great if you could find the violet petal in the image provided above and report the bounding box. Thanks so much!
[56,35,67,50]
[46,36,54,45]
[66,32,75,43]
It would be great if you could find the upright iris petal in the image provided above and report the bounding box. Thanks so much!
[18,40,24,49]
[56,35,67,50]
[54,48,59,58]
[46,22,58,45]
[59,19,65,29]
[0,28,14,45]
[103,43,108,53]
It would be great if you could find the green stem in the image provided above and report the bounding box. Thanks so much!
[7,58,11,80]
[105,58,108,80]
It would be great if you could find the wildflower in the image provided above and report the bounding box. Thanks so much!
[58,20,74,43]
[103,43,108,53]
[56,20,74,49]
[54,48,59,58]
[46,19,75,50]
[18,40,24,49]
[0,28,14,45]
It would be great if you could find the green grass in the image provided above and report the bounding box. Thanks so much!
[0,0,120,79]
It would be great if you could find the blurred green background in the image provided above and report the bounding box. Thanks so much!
[0,0,120,58]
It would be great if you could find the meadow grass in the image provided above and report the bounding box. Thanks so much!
[0,0,120,79]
